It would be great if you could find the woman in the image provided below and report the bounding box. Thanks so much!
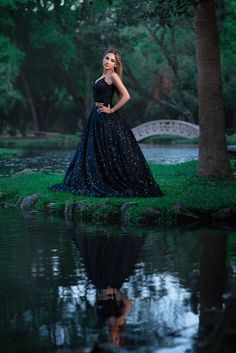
[50,48,163,197]
[72,223,145,346]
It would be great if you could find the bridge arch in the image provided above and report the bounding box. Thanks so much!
[131,120,199,142]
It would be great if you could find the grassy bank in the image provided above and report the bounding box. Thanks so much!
[141,133,236,145]
[0,133,81,150]
[0,148,23,158]
[1,161,236,226]
[141,135,199,144]
[0,133,236,151]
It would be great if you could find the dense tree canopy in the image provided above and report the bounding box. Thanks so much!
[0,0,235,136]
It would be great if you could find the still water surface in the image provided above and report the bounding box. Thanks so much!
[0,144,198,176]
[0,208,236,353]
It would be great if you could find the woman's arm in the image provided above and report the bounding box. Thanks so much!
[98,72,130,114]
[110,73,130,113]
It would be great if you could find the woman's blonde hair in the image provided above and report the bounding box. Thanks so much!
[103,48,123,81]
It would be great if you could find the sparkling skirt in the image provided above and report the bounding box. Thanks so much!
[49,105,163,197]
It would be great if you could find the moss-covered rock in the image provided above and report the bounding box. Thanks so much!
[20,193,41,211]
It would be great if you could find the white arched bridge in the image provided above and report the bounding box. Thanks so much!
[132,120,199,142]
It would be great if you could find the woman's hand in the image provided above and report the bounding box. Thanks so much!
[97,104,113,114]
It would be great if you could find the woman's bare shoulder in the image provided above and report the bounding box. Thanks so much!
[110,72,121,82]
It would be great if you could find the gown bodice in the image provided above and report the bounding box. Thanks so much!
[93,78,116,105]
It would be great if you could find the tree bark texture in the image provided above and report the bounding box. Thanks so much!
[21,71,40,132]
[195,0,232,178]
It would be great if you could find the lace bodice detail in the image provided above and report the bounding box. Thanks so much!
[93,78,116,105]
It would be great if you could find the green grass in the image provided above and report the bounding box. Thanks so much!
[1,133,235,151]
[226,134,236,145]
[139,133,236,145]
[141,135,199,144]
[0,133,81,149]
[1,160,236,225]
[0,148,23,158]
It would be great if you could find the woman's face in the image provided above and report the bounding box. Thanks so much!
[103,52,116,72]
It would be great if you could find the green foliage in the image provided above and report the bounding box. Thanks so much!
[96,0,205,24]
[219,0,236,130]
[0,0,235,135]
[138,0,205,25]
[29,6,78,67]
[0,35,24,111]
[220,0,236,63]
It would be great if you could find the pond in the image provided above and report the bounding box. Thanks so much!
[0,144,198,176]
[0,208,235,353]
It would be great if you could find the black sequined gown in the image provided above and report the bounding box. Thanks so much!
[50,78,163,197]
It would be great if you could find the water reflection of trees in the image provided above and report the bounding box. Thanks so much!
[197,229,236,353]
[1,211,236,352]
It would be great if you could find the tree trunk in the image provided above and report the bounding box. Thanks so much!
[0,115,4,134]
[64,68,87,130]
[195,0,232,178]
[21,71,40,132]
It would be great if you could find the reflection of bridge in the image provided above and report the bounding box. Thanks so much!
[132,120,199,142]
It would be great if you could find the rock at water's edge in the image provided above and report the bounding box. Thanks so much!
[20,193,41,211]
[141,207,162,225]
[171,204,199,225]
[211,207,236,223]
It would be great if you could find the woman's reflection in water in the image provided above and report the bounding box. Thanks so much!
[72,224,145,347]
[97,287,132,345]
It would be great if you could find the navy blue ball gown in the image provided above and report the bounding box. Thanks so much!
[72,225,145,321]
[49,77,163,197]
[72,225,145,291]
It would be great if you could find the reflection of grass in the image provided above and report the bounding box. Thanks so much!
[1,160,236,225]
[0,148,23,158]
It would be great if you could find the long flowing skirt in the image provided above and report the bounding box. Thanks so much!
[49,106,163,197]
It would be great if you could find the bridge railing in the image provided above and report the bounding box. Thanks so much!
[131,120,199,142]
